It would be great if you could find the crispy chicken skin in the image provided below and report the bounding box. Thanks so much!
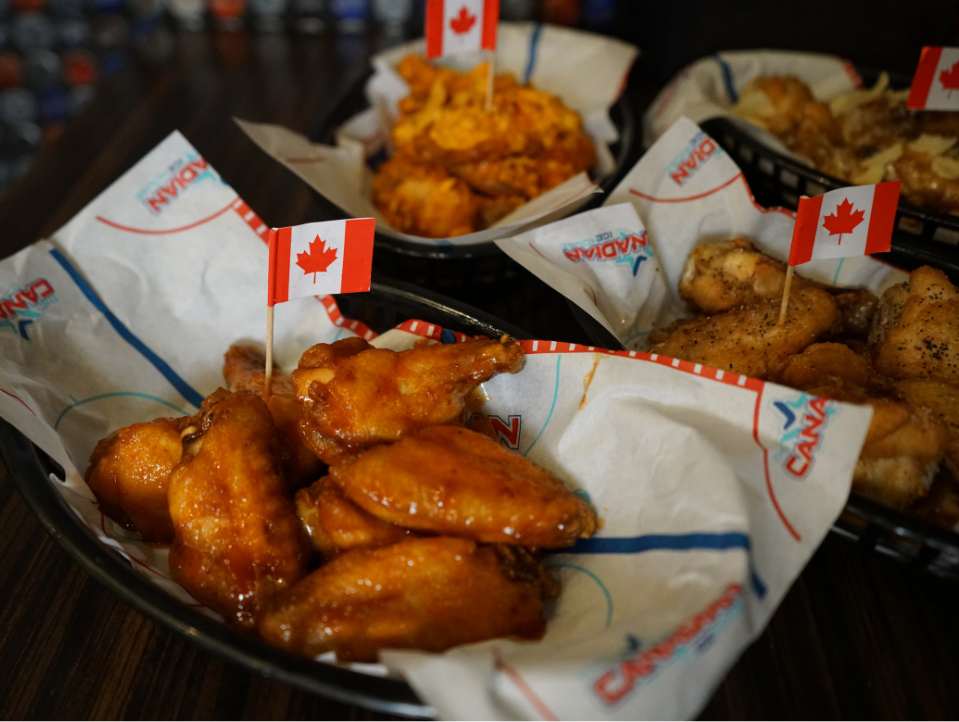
[223,344,322,486]
[330,425,597,548]
[295,477,409,557]
[168,390,308,628]
[651,286,840,378]
[85,418,183,542]
[257,537,550,661]
[872,266,959,384]
[373,54,594,237]
[679,237,792,313]
[894,379,959,477]
[778,343,948,508]
[293,336,524,462]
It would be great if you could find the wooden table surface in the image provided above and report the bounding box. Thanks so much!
[1,26,959,721]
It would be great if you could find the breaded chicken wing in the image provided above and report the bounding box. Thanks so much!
[894,379,959,476]
[85,417,183,542]
[872,266,959,384]
[330,425,597,547]
[258,537,551,661]
[168,390,308,627]
[223,343,322,485]
[651,286,839,378]
[295,477,409,557]
[293,336,524,462]
[778,342,947,508]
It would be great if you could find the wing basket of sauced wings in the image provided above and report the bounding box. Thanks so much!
[237,23,637,246]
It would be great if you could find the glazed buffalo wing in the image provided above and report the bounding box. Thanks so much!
[167,390,308,628]
[258,537,551,661]
[292,335,524,462]
[330,425,597,548]
[85,417,184,542]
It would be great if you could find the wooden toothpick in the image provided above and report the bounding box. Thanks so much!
[264,305,275,398]
[777,265,795,327]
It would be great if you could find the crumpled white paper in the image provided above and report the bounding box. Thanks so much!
[0,130,874,720]
[497,116,908,351]
[237,22,637,247]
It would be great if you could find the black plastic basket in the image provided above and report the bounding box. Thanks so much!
[307,63,641,291]
[700,64,959,274]
[0,279,531,718]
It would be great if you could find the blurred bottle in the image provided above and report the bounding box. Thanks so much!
[47,0,83,17]
[169,0,206,30]
[92,13,130,49]
[582,0,614,30]
[331,0,366,33]
[12,0,46,12]
[69,83,94,112]
[541,0,579,25]
[372,0,411,39]
[22,49,61,90]
[501,0,534,20]
[89,0,125,13]
[250,0,287,32]
[0,88,38,123]
[211,0,247,30]
[291,0,326,33]
[0,53,22,89]
[38,85,69,123]
[129,0,164,17]
[62,48,97,85]
[11,13,56,53]
[57,19,91,48]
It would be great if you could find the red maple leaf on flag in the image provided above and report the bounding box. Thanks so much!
[940,60,959,91]
[822,197,865,245]
[450,5,476,34]
[295,235,338,283]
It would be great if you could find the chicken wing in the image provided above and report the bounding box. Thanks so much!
[295,477,409,557]
[872,266,959,384]
[223,343,322,486]
[168,390,308,628]
[651,286,839,378]
[257,537,550,661]
[293,336,524,462]
[894,379,959,476]
[778,342,948,508]
[85,417,183,542]
[330,425,597,547]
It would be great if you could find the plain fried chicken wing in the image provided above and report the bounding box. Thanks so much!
[295,477,410,557]
[292,336,524,462]
[329,425,597,547]
[223,343,323,486]
[778,342,947,508]
[168,390,308,628]
[85,417,183,542]
[258,537,551,661]
[651,286,840,378]
[872,266,959,384]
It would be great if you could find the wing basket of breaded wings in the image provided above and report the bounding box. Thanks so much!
[85,335,596,661]
[237,23,637,246]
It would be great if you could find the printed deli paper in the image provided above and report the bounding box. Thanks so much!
[1,131,872,720]
[496,116,908,350]
[236,22,637,246]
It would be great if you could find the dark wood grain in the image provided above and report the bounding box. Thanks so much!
[2,18,959,721]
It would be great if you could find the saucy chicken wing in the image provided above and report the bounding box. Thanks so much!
[223,343,322,485]
[295,477,409,557]
[330,425,597,547]
[258,536,551,661]
[872,266,959,384]
[293,336,524,462]
[168,390,308,627]
[778,342,948,508]
[85,417,183,542]
[651,286,840,378]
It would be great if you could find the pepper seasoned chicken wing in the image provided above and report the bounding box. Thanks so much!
[293,336,524,462]
[872,266,959,384]
[778,343,948,508]
[168,390,308,628]
[651,286,840,378]
[85,417,183,542]
[330,425,597,547]
[894,379,959,477]
[295,477,409,557]
[258,537,551,661]
[223,343,322,485]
